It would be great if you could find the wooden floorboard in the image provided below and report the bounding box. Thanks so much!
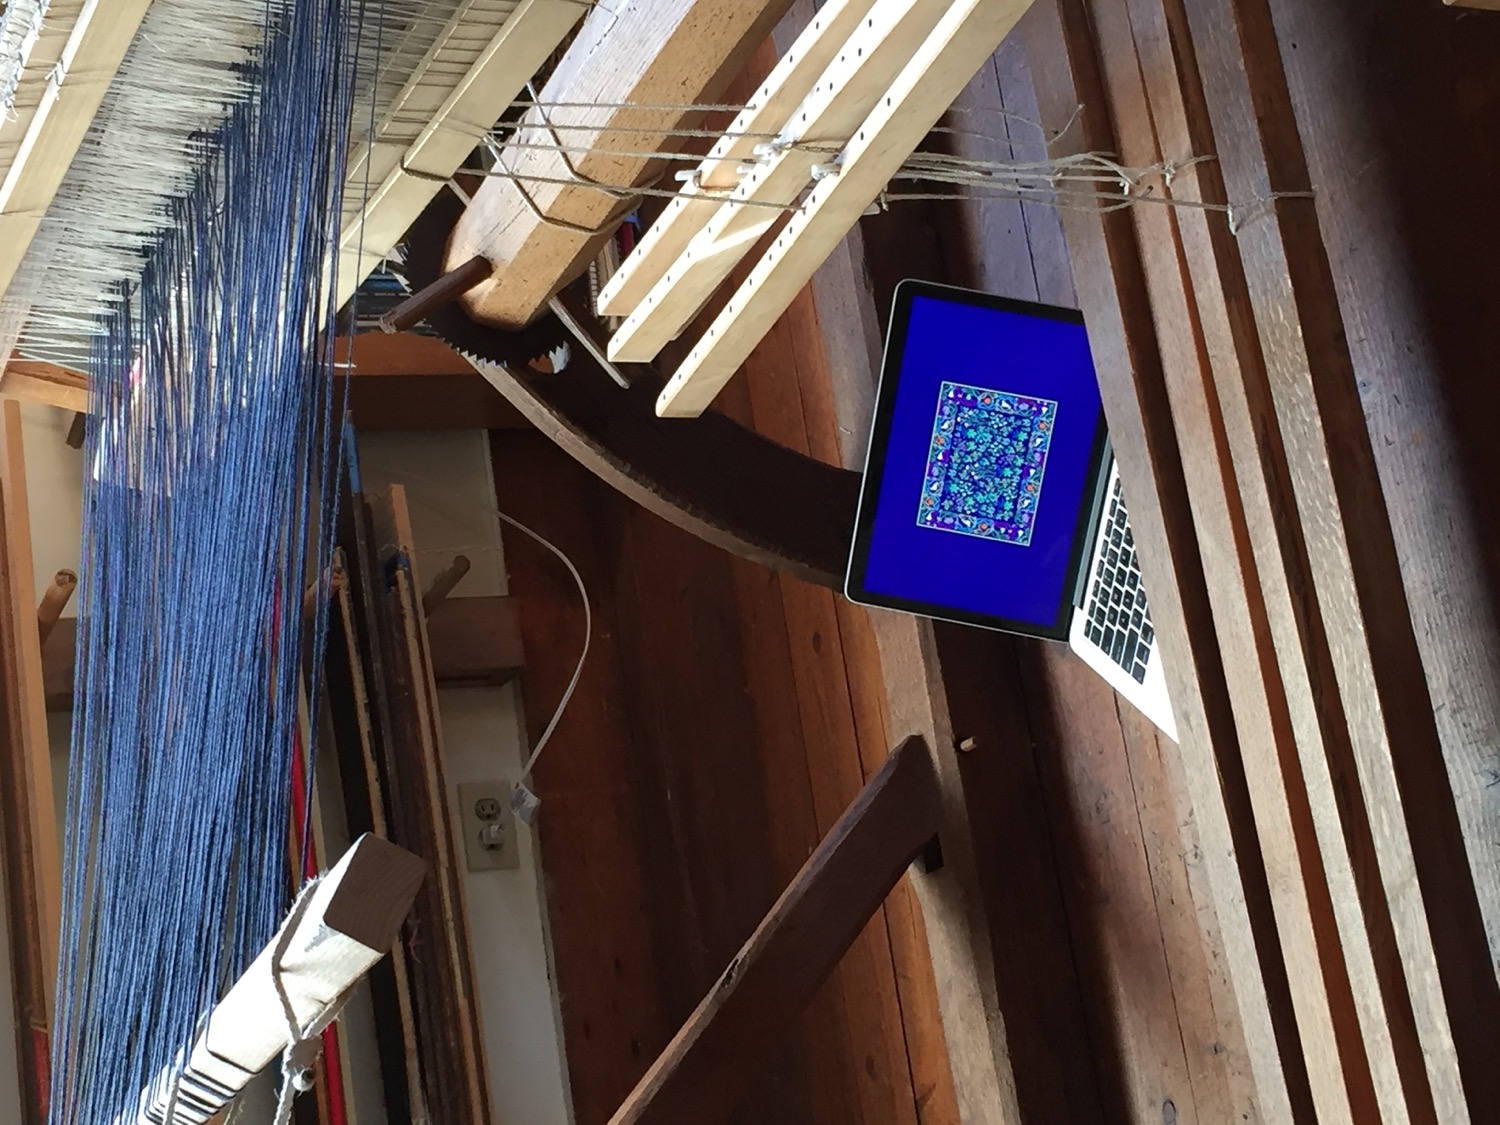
[483,3,1500,1122]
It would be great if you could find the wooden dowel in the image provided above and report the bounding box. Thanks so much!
[378,256,492,334]
[607,735,939,1125]
[37,568,77,646]
[420,554,470,617]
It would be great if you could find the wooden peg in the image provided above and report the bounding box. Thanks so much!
[303,565,347,620]
[37,568,77,646]
[421,554,471,616]
[378,256,492,334]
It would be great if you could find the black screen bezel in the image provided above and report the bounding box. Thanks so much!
[842,279,1110,641]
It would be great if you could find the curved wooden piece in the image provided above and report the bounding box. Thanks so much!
[404,189,862,587]
[469,349,860,587]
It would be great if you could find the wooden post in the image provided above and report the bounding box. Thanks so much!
[420,555,471,616]
[377,257,492,335]
[606,736,938,1125]
[0,401,61,1016]
[132,834,425,1124]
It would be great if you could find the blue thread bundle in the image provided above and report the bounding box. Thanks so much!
[50,1,360,1119]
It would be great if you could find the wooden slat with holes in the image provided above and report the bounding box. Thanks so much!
[656,0,1035,417]
[605,0,954,362]
[596,0,882,317]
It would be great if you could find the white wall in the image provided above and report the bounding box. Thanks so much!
[358,429,574,1125]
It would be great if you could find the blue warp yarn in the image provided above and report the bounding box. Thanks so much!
[50,0,362,1119]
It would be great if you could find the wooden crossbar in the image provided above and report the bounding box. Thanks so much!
[655,0,1035,417]
[606,736,938,1125]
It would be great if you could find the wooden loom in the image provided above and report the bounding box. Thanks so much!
[4,0,1500,1122]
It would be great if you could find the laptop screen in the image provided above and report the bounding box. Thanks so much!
[845,281,1108,639]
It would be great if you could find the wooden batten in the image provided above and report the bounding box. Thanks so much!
[655,0,1037,417]
[608,736,939,1125]
[0,0,155,306]
[444,0,799,329]
[133,834,425,1124]
[1177,0,1500,1114]
[0,361,88,414]
[332,0,590,313]
[1023,3,1311,1118]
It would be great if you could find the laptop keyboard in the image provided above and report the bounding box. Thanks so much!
[1084,477,1156,683]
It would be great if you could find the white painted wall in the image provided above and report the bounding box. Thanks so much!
[357,429,574,1125]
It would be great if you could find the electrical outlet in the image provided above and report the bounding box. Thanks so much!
[458,779,520,871]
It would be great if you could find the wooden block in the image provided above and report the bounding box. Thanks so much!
[425,595,525,686]
[445,0,798,329]
[134,835,425,1123]
[656,0,1036,416]
[0,401,59,1017]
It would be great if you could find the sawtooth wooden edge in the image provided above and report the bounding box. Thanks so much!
[408,190,861,588]
[607,735,939,1125]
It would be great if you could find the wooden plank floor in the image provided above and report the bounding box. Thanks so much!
[486,4,1494,1122]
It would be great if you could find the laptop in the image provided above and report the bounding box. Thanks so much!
[844,279,1177,740]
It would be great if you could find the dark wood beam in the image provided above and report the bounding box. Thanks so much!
[606,735,939,1125]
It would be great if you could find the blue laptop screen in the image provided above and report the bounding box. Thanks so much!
[850,288,1106,635]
